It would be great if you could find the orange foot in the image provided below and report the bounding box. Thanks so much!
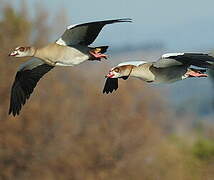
[186,70,208,77]
[89,51,108,60]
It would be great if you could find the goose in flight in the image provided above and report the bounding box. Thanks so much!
[8,18,132,116]
[103,52,214,94]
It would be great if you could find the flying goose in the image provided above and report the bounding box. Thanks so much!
[8,18,132,116]
[103,52,214,94]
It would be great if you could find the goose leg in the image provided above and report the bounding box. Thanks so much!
[89,48,108,60]
[186,70,208,77]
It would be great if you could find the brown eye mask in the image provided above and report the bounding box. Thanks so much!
[19,47,25,52]
[114,68,120,73]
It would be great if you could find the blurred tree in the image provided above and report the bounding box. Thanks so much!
[0,1,213,180]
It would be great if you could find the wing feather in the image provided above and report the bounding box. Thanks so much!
[56,18,132,46]
[9,60,54,116]
[103,78,118,94]
[154,53,214,69]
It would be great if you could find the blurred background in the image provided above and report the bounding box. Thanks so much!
[0,0,214,179]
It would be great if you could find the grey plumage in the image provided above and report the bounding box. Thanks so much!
[103,52,213,94]
[9,18,132,116]
[154,53,214,69]
[57,18,132,46]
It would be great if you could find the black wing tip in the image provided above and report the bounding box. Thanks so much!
[103,89,117,94]
[8,64,54,117]
[190,68,207,73]
[8,108,19,117]
[101,18,132,25]
[102,78,118,94]
[102,88,116,94]
[8,109,13,116]
[103,90,108,94]
[115,18,133,23]
[8,97,22,117]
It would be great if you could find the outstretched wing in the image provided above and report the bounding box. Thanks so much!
[103,78,118,94]
[9,59,54,116]
[117,61,147,67]
[56,18,132,46]
[154,53,214,69]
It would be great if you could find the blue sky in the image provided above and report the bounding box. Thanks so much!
[14,0,214,51]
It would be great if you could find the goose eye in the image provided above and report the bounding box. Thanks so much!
[114,68,120,73]
[19,47,25,52]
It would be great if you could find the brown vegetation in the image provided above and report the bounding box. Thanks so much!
[0,2,213,180]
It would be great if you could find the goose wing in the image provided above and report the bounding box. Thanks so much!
[56,18,132,46]
[103,78,118,94]
[154,52,214,69]
[9,59,54,116]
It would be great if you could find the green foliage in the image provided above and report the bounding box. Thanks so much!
[192,138,214,160]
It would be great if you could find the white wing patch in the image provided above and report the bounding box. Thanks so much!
[117,61,147,67]
[162,53,184,59]
[56,38,66,46]
[66,23,80,30]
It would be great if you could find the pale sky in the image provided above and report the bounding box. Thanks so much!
[14,0,214,51]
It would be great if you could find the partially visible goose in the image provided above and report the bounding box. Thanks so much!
[8,18,132,116]
[103,52,214,94]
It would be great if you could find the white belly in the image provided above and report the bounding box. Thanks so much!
[55,56,89,66]
[54,46,90,66]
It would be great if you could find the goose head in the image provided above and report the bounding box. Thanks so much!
[9,46,35,57]
[106,65,133,78]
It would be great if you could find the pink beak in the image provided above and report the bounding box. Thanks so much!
[8,52,18,56]
[105,71,114,78]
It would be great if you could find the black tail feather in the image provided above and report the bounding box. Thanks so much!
[189,68,207,73]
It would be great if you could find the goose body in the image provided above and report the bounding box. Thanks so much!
[132,64,187,83]
[8,18,132,116]
[103,52,214,94]
[34,43,91,66]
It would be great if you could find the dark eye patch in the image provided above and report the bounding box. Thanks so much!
[114,68,120,73]
[19,47,25,52]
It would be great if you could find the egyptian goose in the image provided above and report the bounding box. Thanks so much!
[8,18,132,116]
[103,52,214,94]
